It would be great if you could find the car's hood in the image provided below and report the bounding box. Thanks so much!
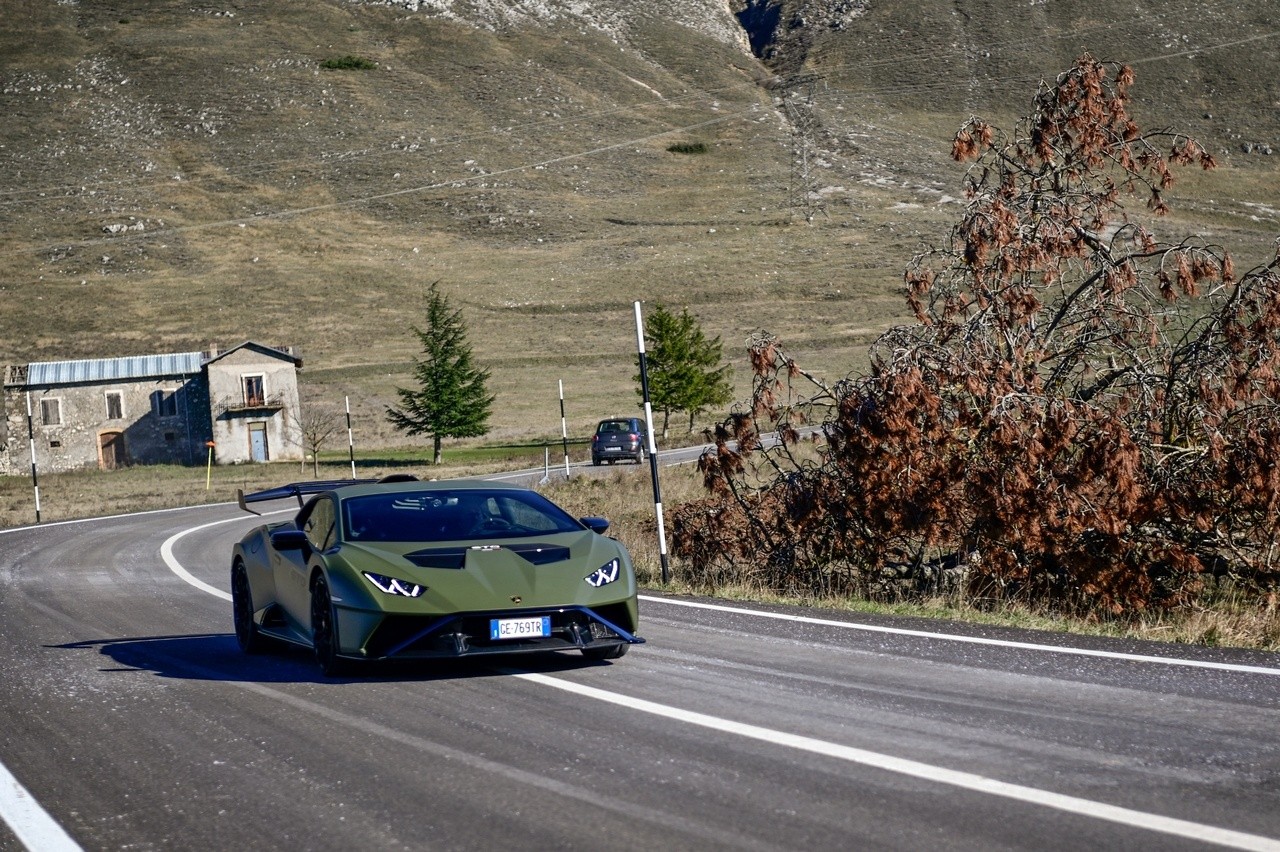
[337,530,631,608]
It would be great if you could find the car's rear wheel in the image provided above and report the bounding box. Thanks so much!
[231,560,266,654]
[582,642,629,661]
[310,576,348,676]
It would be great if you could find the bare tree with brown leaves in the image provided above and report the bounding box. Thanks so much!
[674,55,1280,615]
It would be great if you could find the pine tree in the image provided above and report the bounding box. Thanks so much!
[636,304,733,437]
[386,282,494,464]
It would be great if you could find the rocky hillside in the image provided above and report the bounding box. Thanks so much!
[1,0,1276,443]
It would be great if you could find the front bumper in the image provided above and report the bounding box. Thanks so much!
[341,603,644,660]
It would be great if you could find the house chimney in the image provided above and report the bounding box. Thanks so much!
[207,343,219,360]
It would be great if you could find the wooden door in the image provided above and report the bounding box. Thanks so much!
[99,432,127,469]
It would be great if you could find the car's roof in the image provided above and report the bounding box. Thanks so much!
[332,478,525,499]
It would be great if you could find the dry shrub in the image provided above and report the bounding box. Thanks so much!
[674,55,1280,618]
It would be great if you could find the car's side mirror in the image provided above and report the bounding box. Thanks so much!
[580,517,610,534]
[270,529,310,551]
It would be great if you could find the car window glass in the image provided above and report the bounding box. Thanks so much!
[303,497,337,550]
[342,490,581,542]
[498,495,565,532]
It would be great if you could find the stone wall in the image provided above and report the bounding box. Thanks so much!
[206,346,303,465]
[0,376,212,475]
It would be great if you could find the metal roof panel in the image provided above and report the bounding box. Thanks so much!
[25,352,204,386]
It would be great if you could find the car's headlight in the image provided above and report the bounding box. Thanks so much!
[585,559,620,588]
[363,571,426,597]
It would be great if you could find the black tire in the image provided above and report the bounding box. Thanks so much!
[592,457,601,466]
[231,560,266,654]
[310,575,348,677]
[582,643,629,661]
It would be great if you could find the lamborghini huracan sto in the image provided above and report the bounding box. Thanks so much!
[231,477,643,675]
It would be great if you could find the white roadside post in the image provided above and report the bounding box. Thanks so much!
[25,391,41,524]
[559,379,571,478]
[345,396,356,478]
[633,301,671,583]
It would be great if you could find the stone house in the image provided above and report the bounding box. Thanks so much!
[0,342,304,475]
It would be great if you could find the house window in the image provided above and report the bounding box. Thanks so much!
[243,375,265,407]
[105,392,124,420]
[40,398,62,426]
[151,389,178,419]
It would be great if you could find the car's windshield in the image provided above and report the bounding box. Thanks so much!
[341,489,584,543]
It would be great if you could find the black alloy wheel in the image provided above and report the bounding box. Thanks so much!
[231,561,265,654]
[310,575,347,676]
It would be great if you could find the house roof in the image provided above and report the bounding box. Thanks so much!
[4,341,301,388]
[23,352,206,387]
[205,341,302,367]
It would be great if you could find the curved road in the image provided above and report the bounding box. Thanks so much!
[1,494,1278,851]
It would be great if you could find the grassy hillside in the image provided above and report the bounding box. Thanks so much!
[1,0,1277,449]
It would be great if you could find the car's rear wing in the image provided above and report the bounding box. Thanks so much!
[236,479,374,515]
[236,474,419,515]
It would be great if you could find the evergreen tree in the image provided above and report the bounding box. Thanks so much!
[386,282,494,464]
[636,304,734,437]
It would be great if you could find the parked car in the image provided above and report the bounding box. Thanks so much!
[591,417,646,465]
[232,477,643,676]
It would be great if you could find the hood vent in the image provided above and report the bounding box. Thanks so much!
[403,543,571,569]
[504,543,570,565]
[404,547,468,569]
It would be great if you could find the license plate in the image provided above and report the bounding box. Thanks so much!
[605,446,621,452]
[490,616,551,640]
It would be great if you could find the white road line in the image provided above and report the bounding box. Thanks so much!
[516,671,1280,852]
[0,501,238,535]
[0,761,83,852]
[640,595,1280,677]
[160,509,292,603]
[159,516,243,602]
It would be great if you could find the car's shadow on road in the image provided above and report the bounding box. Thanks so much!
[50,633,621,684]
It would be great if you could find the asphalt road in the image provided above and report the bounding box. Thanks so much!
[1,487,1279,851]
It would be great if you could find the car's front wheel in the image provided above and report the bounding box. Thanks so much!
[231,560,266,654]
[310,575,348,677]
[582,642,629,661]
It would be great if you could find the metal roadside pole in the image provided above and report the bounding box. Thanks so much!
[633,301,671,584]
[558,379,571,478]
[345,396,357,478]
[25,391,41,524]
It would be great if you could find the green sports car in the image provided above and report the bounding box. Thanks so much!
[231,477,643,675]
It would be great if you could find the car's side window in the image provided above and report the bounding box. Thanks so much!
[302,497,337,551]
